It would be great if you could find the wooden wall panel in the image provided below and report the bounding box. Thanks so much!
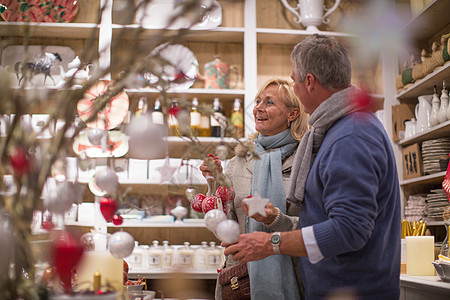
[257,44,292,87]
[219,0,244,27]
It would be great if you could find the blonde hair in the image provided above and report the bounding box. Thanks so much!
[251,78,309,141]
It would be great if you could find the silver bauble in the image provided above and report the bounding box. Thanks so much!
[109,231,135,259]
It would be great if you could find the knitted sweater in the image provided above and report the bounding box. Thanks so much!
[298,111,401,300]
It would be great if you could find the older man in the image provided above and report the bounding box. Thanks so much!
[225,34,401,299]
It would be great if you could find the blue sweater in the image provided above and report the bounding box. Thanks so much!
[298,111,401,299]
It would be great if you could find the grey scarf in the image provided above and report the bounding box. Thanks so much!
[287,85,360,207]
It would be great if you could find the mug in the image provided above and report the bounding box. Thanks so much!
[202,56,239,89]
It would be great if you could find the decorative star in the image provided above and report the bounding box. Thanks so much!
[157,157,177,183]
[243,191,269,217]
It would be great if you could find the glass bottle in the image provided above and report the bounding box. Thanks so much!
[199,108,211,137]
[126,241,145,270]
[206,241,223,271]
[151,98,164,126]
[438,84,448,123]
[162,240,174,270]
[430,86,440,127]
[176,242,194,270]
[230,98,244,138]
[168,98,180,136]
[190,97,201,137]
[194,241,208,270]
[147,240,163,270]
[211,97,225,137]
[135,96,148,117]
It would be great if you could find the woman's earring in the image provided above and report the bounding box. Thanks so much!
[287,119,291,128]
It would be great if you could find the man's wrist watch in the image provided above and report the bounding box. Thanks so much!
[271,232,282,255]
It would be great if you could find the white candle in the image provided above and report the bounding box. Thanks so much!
[406,236,435,276]
[77,251,123,292]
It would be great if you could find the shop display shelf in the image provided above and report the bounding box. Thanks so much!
[398,120,450,146]
[128,269,218,280]
[399,171,445,187]
[0,22,100,39]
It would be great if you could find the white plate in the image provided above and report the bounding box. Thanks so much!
[136,0,221,29]
[1,45,74,87]
[145,43,198,91]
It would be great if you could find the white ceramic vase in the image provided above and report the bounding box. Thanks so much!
[280,0,341,32]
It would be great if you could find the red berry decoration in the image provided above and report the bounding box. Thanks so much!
[100,197,118,222]
[123,271,128,284]
[191,193,206,213]
[123,260,129,274]
[202,196,218,213]
[112,214,123,225]
[216,186,235,204]
[10,146,31,176]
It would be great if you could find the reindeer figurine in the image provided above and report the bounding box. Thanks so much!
[14,52,62,86]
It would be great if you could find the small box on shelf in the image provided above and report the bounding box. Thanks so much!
[402,143,423,180]
[392,104,416,142]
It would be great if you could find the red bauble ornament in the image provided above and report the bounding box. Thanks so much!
[216,186,235,204]
[112,214,123,225]
[123,271,128,284]
[52,231,84,293]
[123,260,129,274]
[100,197,118,222]
[202,196,218,213]
[191,193,206,213]
[10,146,31,176]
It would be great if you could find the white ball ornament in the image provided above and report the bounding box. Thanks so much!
[215,219,240,244]
[94,167,119,194]
[204,209,227,232]
[108,231,135,259]
[126,114,166,159]
[185,187,196,202]
[87,128,107,146]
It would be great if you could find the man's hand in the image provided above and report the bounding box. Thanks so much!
[223,232,273,264]
[242,201,278,225]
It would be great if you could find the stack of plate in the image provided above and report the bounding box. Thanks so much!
[424,189,450,220]
[421,138,450,174]
[405,194,427,222]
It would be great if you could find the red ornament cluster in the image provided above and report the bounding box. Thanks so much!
[190,186,235,214]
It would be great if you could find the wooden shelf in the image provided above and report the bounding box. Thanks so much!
[400,0,450,43]
[398,119,450,146]
[128,269,218,280]
[65,220,206,228]
[0,22,100,39]
[400,171,445,187]
[256,28,357,45]
[396,63,450,101]
[112,25,244,43]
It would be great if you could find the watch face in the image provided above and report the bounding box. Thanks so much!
[271,234,281,244]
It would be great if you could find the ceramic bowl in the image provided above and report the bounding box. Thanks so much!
[432,261,450,282]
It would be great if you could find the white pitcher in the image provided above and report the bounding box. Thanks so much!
[415,95,433,133]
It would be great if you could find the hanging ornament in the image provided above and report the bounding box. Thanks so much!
[112,214,123,226]
[215,219,240,244]
[43,179,85,214]
[242,192,269,217]
[185,187,196,202]
[126,113,166,159]
[94,167,119,194]
[191,193,206,213]
[204,209,227,232]
[52,231,84,293]
[9,146,32,176]
[100,197,118,222]
[202,195,221,213]
[216,186,235,204]
[109,231,135,259]
[87,128,108,146]
[215,144,228,161]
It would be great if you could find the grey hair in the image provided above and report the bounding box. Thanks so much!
[291,34,351,90]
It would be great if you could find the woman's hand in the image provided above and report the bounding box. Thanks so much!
[199,154,223,179]
[243,202,278,225]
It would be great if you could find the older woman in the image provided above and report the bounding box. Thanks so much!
[200,78,308,299]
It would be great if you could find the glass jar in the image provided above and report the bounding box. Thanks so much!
[126,241,146,271]
[162,240,174,270]
[176,242,195,270]
[206,242,223,271]
[194,241,208,270]
[147,240,163,270]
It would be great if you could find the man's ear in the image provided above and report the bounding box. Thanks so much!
[305,73,315,92]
